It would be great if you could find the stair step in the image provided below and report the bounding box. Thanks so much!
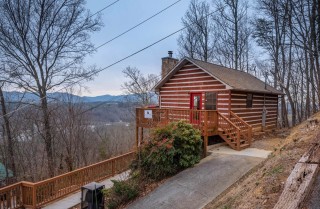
[240,143,250,148]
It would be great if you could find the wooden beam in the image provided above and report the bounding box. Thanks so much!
[140,127,144,144]
[273,163,318,209]
[274,136,320,209]
[135,126,139,148]
[203,136,208,157]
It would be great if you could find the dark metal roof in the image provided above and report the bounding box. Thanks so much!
[154,57,284,95]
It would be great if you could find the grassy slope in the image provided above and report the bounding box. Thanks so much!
[205,112,320,209]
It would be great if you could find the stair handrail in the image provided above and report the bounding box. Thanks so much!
[218,112,241,131]
[229,111,252,145]
[217,111,241,150]
[230,111,252,129]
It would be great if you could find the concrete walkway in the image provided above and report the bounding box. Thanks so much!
[43,171,130,209]
[126,146,271,209]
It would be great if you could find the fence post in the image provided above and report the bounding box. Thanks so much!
[165,109,169,124]
[203,112,208,157]
[249,126,252,145]
[136,108,139,148]
[112,160,115,176]
[135,126,139,148]
[204,111,208,136]
[215,111,218,127]
[237,129,241,151]
[32,184,36,209]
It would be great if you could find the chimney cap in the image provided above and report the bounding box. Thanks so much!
[161,51,178,60]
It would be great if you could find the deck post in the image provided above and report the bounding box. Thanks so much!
[32,184,36,209]
[214,111,218,128]
[248,126,252,145]
[136,108,139,148]
[237,129,241,151]
[165,109,169,124]
[135,126,139,148]
[203,136,208,157]
[140,127,144,144]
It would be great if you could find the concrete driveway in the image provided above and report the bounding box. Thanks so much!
[126,147,271,209]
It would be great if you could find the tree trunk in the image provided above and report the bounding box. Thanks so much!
[0,87,16,178]
[234,0,238,71]
[40,93,55,177]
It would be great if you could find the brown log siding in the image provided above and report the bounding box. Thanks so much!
[159,62,279,131]
[230,90,278,130]
[160,62,228,114]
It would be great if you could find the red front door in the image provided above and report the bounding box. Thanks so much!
[190,93,202,123]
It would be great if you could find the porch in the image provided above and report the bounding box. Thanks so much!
[135,108,253,155]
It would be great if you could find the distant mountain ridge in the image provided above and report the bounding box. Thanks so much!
[3,91,134,103]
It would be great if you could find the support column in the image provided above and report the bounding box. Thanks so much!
[140,127,144,145]
[135,126,139,149]
[203,136,208,157]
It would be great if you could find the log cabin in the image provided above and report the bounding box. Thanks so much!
[136,51,284,154]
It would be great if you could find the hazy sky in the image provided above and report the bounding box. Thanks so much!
[83,0,190,96]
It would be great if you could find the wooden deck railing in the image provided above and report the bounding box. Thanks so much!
[136,108,253,152]
[136,108,218,136]
[229,111,252,145]
[0,151,136,209]
[217,112,241,149]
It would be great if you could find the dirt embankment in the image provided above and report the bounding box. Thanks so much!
[205,112,320,209]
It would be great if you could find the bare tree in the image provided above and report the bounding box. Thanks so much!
[0,83,16,179]
[212,0,252,71]
[178,0,213,61]
[0,0,101,177]
[122,67,159,106]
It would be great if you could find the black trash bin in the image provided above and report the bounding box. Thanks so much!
[80,182,105,209]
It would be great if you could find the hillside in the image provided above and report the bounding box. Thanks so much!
[3,91,132,103]
[205,112,320,209]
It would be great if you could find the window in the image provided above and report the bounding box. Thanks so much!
[246,93,253,108]
[205,92,217,110]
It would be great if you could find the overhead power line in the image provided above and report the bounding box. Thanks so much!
[59,0,183,71]
[95,0,183,50]
[90,0,121,18]
[0,3,222,119]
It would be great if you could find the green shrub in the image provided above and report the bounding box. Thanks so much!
[139,137,177,180]
[104,179,140,209]
[171,121,202,168]
[134,120,202,180]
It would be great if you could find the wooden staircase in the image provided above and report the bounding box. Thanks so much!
[217,111,252,151]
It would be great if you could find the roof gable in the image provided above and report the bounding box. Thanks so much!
[154,58,232,91]
[154,57,283,95]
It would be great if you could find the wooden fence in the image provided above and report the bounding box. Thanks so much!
[136,108,218,135]
[0,151,136,209]
[136,108,252,152]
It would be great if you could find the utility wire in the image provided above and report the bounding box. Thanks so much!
[0,4,221,119]
[89,0,121,18]
[59,0,183,71]
[95,0,182,50]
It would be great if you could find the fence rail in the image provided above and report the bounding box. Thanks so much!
[229,111,252,145]
[0,151,136,209]
[136,108,218,135]
[136,108,252,151]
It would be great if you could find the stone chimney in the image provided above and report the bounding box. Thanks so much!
[161,51,179,78]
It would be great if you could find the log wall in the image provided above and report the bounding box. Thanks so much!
[230,90,279,130]
[159,62,229,115]
[158,62,279,131]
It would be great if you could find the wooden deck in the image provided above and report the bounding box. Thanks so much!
[136,108,253,155]
[0,151,135,209]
